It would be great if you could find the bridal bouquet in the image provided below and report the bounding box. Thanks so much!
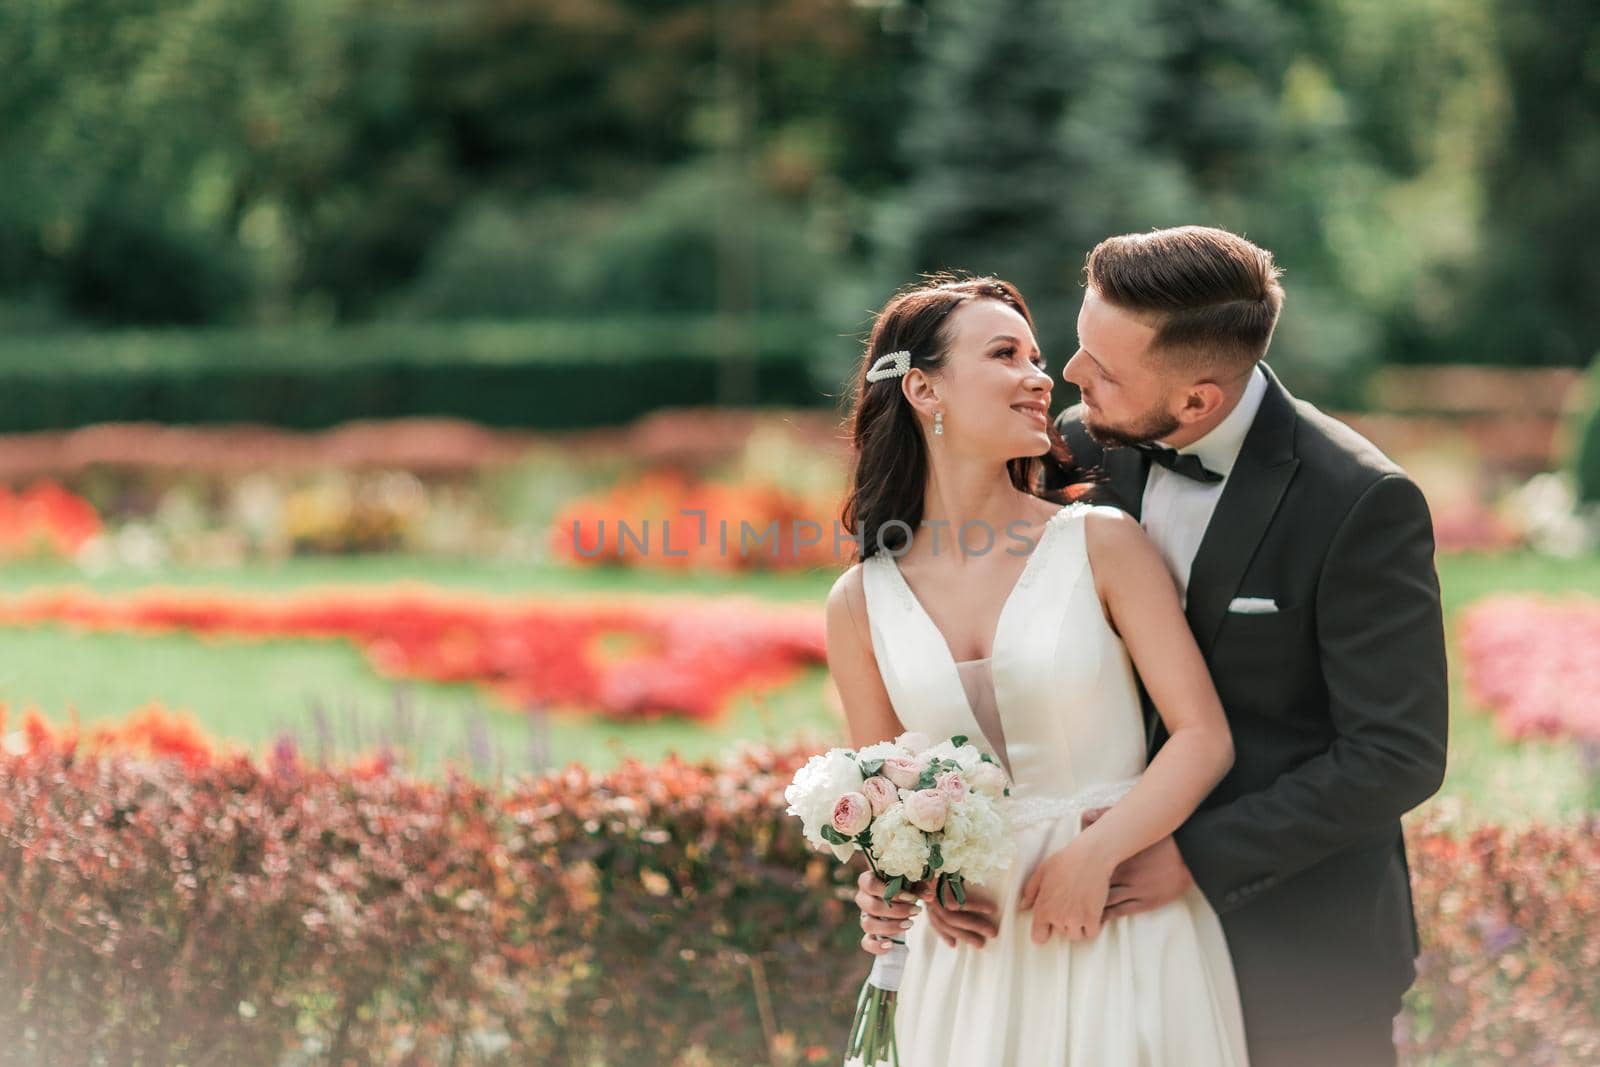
[784,731,1015,1067]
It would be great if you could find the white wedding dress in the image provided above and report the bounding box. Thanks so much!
[859,502,1249,1066]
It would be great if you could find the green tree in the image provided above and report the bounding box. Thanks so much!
[1446,0,1600,366]
[888,0,1200,346]
[888,0,1512,400]
[0,0,911,324]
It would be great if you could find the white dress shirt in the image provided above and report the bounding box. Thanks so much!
[1140,365,1269,605]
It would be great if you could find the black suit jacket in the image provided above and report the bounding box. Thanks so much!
[1046,364,1448,1040]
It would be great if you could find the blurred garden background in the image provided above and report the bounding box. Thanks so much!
[1,0,1597,1063]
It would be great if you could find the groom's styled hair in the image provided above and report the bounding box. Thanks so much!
[1085,226,1284,374]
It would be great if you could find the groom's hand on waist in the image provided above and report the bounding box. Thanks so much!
[1081,806,1193,921]
[916,881,1000,949]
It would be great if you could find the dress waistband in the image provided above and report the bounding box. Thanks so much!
[1006,776,1141,830]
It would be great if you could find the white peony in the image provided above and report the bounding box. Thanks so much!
[784,749,867,855]
[894,731,933,754]
[937,793,1013,885]
[921,738,985,772]
[868,804,932,880]
[854,740,905,763]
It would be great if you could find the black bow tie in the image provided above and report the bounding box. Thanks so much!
[1134,442,1224,484]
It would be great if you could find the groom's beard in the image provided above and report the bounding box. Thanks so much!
[1082,404,1182,449]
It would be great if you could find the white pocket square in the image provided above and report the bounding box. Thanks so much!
[1227,597,1279,615]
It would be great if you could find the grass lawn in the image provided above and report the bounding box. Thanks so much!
[0,551,1593,822]
[0,557,842,785]
[0,619,840,786]
[0,555,834,601]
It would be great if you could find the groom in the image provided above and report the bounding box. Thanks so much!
[929,227,1448,1065]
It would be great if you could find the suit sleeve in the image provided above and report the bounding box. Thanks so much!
[1173,473,1449,913]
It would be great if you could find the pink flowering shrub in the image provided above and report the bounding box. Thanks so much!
[1404,813,1600,1064]
[1460,595,1600,741]
[3,727,1596,1065]
[0,730,858,1066]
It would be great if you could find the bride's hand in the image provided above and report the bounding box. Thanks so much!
[1017,839,1115,943]
[854,870,924,956]
[917,881,1001,948]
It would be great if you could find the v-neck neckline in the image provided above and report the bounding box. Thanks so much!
[885,503,1071,670]
[883,504,1073,780]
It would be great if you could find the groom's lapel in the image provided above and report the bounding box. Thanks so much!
[1183,363,1300,659]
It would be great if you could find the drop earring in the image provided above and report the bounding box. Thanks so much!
[934,410,944,436]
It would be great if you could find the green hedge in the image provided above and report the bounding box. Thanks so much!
[0,317,841,431]
[1575,353,1600,504]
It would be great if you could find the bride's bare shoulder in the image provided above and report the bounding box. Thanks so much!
[1080,502,1138,531]
[826,562,888,690]
[826,563,869,634]
[828,561,866,599]
[1082,505,1161,572]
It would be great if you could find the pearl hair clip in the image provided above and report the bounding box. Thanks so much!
[865,349,912,383]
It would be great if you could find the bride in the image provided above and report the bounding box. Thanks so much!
[825,276,1248,1064]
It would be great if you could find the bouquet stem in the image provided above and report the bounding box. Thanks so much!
[844,938,905,1067]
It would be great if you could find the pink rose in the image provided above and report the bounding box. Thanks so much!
[861,775,897,816]
[967,761,1008,799]
[903,788,949,833]
[831,792,872,837]
[895,731,933,754]
[881,756,922,790]
[935,770,967,801]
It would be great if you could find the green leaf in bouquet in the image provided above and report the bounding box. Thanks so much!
[950,735,969,747]
[859,758,885,776]
[820,825,846,845]
[928,842,943,870]
[882,875,905,904]
[916,769,937,790]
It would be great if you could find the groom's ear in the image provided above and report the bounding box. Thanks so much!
[1175,380,1228,426]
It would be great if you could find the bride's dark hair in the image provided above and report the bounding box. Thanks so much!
[839,275,1094,563]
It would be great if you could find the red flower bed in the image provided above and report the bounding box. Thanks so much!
[0,480,100,558]
[3,703,221,771]
[549,471,844,573]
[0,587,826,722]
[2,729,1595,1065]
[1460,595,1600,741]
